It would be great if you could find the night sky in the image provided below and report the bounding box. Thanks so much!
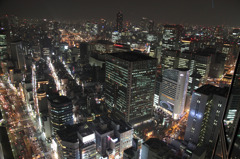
[0,0,240,25]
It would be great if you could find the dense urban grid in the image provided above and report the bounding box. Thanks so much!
[0,12,240,159]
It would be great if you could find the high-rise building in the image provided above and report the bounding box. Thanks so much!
[10,41,26,70]
[0,29,8,64]
[105,52,157,124]
[161,50,180,72]
[213,53,240,159]
[178,51,192,70]
[192,53,211,83]
[159,68,189,120]
[116,11,123,33]
[184,85,229,154]
[162,25,183,50]
[209,52,226,78]
[49,95,73,132]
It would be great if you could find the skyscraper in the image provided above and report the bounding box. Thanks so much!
[116,11,123,33]
[159,68,189,120]
[162,25,183,50]
[184,85,229,155]
[105,52,157,124]
[213,53,240,158]
[0,29,8,64]
[49,94,73,132]
[161,50,180,72]
[10,41,26,70]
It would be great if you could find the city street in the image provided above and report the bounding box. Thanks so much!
[0,76,50,159]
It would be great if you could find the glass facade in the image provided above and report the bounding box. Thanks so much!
[105,53,157,123]
[222,56,240,158]
[213,53,240,159]
[0,32,8,62]
[50,96,73,132]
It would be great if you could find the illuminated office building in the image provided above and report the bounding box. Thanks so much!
[0,29,8,63]
[162,25,183,50]
[181,38,191,53]
[214,54,240,158]
[161,50,179,72]
[49,95,73,132]
[105,52,157,124]
[184,85,228,154]
[192,53,211,83]
[159,68,189,120]
[178,51,192,70]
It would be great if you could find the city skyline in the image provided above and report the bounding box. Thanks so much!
[0,0,240,25]
[1,2,240,158]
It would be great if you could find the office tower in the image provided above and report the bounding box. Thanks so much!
[10,41,26,70]
[188,73,202,94]
[184,85,228,154]
[162,24,183,50]
[105,52,157,124]
[116,11,123,33]
[181,38,191,53]
[159,68,189,120]
[178,51,192,70]
[49,95,73,132]
[192,53,211,83]
[209,52,226,78]
[0,29,8,64]
[141,138,179,159]
[56,125,80,159]
[214,54,240,158]
[161,50,180,72]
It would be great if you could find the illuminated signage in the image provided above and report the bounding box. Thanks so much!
[114,44,123,48]
[82,133,95,144]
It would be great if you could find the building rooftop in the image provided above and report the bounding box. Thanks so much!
[109,52,156,62]
[48,94,71,104]
[143,138,172,156]
[78,125,94,138]
[96,40,113,45]
[95,124,113,135]
[195,84,229,97]
[175,68,189,72]
[56,125,79,143]
[111,118,133,133]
